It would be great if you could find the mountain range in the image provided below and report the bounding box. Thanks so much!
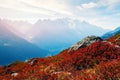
[1,18,120,66]
[0,28,120,80]
[3,18,108,54]
[102,27,120,39]
[0,20,49,65]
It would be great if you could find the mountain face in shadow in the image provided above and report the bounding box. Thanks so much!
[0,20,49,65]
[102,27,120,39]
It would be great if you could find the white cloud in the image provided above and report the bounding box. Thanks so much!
[98,0,120,8]
[77,0,120,11]
[0,0,54,15]
[77,2,97,10]
[0,0,73,21]
[89,16,120,30]
[75,0,120,30]
[0,0,120,30]
[82,2,97,9]
[20,0,71,15]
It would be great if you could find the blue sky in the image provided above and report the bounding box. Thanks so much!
[0,0,120,30]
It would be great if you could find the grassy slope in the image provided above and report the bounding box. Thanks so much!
[0,34,120,80]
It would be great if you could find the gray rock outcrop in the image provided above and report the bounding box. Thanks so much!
[70,36,103,50]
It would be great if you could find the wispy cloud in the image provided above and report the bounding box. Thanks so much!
[0,0,120,29]
[77,2,97,10]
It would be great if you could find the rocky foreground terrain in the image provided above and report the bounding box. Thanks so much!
[0,35,120,80]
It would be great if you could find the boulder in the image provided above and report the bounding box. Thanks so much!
[70,36,103,50]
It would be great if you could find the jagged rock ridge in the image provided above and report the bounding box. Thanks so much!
[70,35,103,50]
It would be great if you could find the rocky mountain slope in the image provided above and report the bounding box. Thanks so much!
[70,36,103,50]
[0,35,120,80]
